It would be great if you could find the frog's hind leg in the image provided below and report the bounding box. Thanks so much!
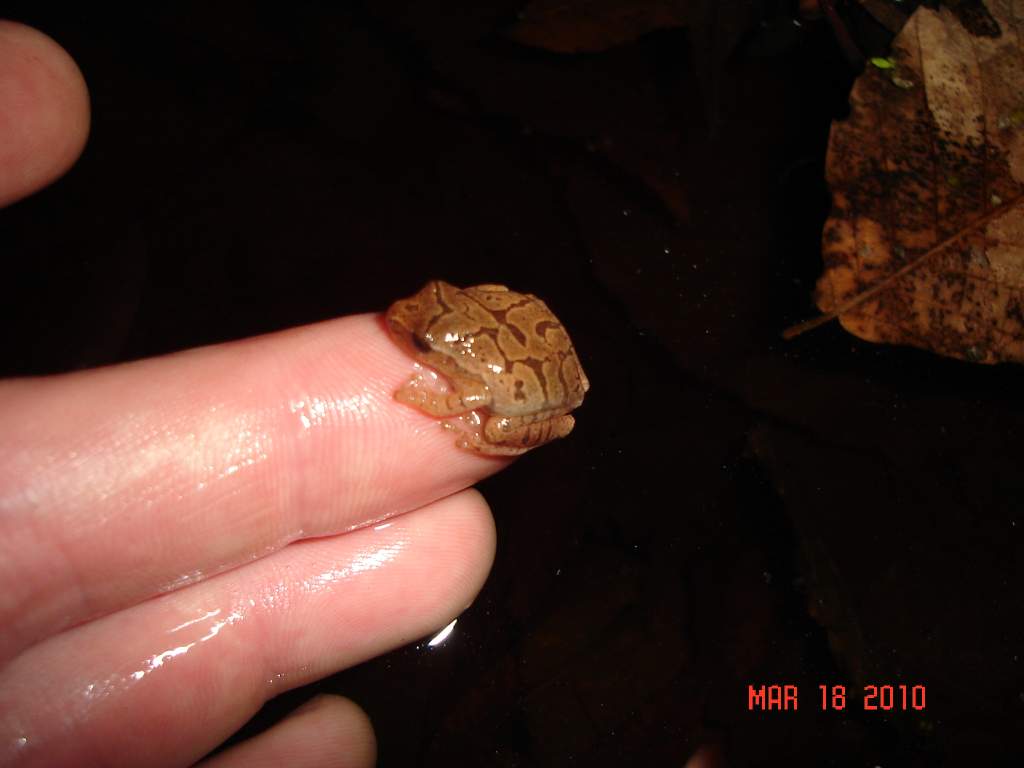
[461,411,576,455]
[395,373,490,417]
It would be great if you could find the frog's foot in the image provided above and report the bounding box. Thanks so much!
[455,436,533,457]
[454,412,576,456]
[394,373,490,418]
[441,411,490,451]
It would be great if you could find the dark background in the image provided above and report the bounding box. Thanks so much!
[3,2,1023,765]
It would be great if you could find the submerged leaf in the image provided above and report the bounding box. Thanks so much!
[798,1,1024,364]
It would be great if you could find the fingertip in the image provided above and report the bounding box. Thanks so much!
[290,695,377,768]
[200,695,376,768]
[0,20,90,207]
[456,488,498,600]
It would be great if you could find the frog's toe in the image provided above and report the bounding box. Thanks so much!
[394,384,427,406]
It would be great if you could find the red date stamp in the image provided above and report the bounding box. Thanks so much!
[747,684,927,711]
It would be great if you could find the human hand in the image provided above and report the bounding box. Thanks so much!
[0,21,499,767]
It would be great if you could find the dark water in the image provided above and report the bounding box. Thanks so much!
[4,3,1023,765]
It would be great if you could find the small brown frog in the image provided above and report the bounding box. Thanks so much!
[385,281,589,455]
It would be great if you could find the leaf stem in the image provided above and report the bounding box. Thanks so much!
[782,193,1024,341]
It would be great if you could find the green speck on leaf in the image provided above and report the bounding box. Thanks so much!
[871,57,896,69]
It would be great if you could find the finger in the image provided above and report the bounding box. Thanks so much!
[0,21,90,208]
[198,695,375,768]
[0,488,494,768]
[0,313,507,664]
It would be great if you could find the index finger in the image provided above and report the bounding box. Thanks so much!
[0,21,90,208]
[0,313,506,664]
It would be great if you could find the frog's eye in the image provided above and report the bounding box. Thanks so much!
[412,334,431,353]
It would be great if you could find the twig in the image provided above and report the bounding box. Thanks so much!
[820,0,865,68]
[782,193,1024,340]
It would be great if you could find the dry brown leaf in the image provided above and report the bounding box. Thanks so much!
[797,0,1024,364]
[507,0,692,53]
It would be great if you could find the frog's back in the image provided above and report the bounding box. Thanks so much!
[463,287,587,416]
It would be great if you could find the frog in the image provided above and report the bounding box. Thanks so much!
[385,280,590,456]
